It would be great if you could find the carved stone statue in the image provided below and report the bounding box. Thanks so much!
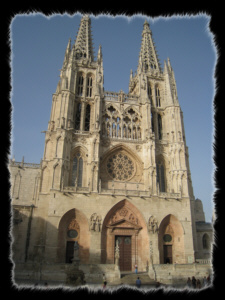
[148,216,158,234]
[115,239,120,269]
[89,213,102,232]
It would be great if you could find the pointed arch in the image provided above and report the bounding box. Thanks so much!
[101,199,149,271]
[158,214,185,264]
[57,208,90,263]
[70,145,88,187]
[124,105,140,116]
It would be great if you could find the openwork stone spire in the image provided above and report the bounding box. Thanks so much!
[138,20,161,73]
[74,15,94,61]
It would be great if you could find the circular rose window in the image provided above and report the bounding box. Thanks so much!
[106,153,135,181]
[67,229,78,238]
[163,234,172,243]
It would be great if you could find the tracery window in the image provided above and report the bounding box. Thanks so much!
[202,233,210,250]
[148,83,153,105]
[155,86,161,107]
[151,112,154,133]
[102,105,141,140]
[158,114,162,140]
[71,153,83,187]
[157,161,166,192]
[74,103,82,130]
[86,76,93,97]
[77,75,84,96]
[84,104,91,131]
[106,153,134,181]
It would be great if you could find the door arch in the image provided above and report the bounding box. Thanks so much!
[57,208,90,263]
[158,214,185,264]
[101,199,149,271]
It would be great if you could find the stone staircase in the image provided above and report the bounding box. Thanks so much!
[109,272,156,287]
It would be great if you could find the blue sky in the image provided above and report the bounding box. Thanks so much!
[10,13,216,222]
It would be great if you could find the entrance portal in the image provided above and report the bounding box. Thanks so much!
[115,236,132,271]
[163,245,172,264]
[66,241,75,263]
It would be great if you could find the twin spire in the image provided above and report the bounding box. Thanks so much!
[63,16,162,77]
[138,20,161,73]
[74,15,94,61]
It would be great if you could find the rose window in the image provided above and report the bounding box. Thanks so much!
[106,153,135,181]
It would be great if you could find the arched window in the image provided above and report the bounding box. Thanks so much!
[158,114,162,140]
[74,103,82,130]
[84,104,91,131]
[155,86,161,107]
[202,234,210,250]
[157,161,166,192]
[77,75,84,96]
[151,112,154,133]
[86,76,93,97]
[71,153,83,187]
[148,83,153,105]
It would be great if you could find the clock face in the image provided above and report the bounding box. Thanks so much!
[67,229,78,238]
[163,234,172,242]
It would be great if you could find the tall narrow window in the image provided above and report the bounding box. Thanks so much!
[155,87,161,107]
[84,104,91,131]
[157,161,166,192]
[158,114,162,140]
[74,103,81,130]
[151,112,154,133]
[77,75,84,96]
[148,83,153,105]
[71,153,83,187]
[202,234,210,250]
[86,76,93,97]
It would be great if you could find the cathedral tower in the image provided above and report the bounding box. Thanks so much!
[42,15,103,194]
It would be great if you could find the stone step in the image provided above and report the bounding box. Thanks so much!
[109,272,155,286]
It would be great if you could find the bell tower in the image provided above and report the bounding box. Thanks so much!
[41,15,103,193]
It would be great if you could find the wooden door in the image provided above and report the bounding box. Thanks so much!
[115,236,132,271]
[163,245,172,264]
[66,241,74,263]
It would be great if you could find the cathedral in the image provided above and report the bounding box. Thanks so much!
[10,16,213,285]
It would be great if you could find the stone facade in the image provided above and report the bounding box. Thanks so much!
[10,16,213,284]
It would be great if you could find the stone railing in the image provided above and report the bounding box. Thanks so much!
[63,186,90,193]
[104,91,138,103]
[9,160,41,169]
[195,259,211,264]
[159,192,181,199]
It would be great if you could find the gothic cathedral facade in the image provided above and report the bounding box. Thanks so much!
[10,16,212,278]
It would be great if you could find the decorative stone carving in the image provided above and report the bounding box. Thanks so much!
[110,207,139,225]
[89,213,102,232]
[148,215,158,233]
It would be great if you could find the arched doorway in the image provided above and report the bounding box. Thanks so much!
[57,208,90,263]
[158,214,185,264]
[101,199,149,272]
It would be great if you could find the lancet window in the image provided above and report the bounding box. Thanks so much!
[151,112,154,133]
[158,114,162,140]
[156,161,166,192]
[84,104,91,131]
[155,86,161,107]
[77,75,84,96]
[148,83,153,105]
[202,234,210,250]
[71,153,83,187]
[86,76,93,97]
[74,102,82,130]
